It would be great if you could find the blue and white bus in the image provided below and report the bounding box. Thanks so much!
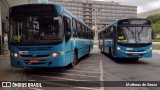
[9,4,94,68]
[98,18,152,61]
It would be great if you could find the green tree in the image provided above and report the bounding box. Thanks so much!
[147,14,160,34]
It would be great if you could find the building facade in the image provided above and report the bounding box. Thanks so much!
[48,0,137,39]
[0,0,9,54]
[48,0,137,28]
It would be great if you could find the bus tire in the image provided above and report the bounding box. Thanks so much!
[100,46,103,52]
[109,48,112,56]
[68,51,78,68]
[87,46,90,56]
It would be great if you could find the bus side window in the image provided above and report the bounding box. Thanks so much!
[106,28,110,39]
[110,27,114,38]
[72,19,77,37]
[63,16,71,43]
[72,19,77,30]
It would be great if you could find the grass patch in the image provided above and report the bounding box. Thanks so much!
[153,38,160,42]
[94,42,98,45]
[153,45,160,50]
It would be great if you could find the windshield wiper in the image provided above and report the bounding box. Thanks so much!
[137,27,144,42]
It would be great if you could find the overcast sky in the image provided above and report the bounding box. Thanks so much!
[96,0,160,13]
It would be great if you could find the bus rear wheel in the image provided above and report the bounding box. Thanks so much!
[87,46,90,56]
[68,52,78,68]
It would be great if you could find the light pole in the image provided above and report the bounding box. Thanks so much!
[0,5,3,54]
[92,3,100,40]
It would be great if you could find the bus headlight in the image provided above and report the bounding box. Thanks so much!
[117,47,121,50]
[14,53,18,57]
[117,47,125,52]
[149,47,152,50]
[51,51,64,57]
[146,47,152,52]
[11,53,19,57]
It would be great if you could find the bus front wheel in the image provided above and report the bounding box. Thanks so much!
[68,52,78,68]
[109,48,112,56]
[87,46,90,56]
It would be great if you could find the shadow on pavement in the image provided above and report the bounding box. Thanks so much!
[100,51,149,65]
[21,53,93,75]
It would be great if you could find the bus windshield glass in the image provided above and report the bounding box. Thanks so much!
[9,16,63,45]
[117,26,152,43]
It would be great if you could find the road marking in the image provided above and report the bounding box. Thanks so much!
[77,65,100,69]
[29,88,43,90]
[100,60,104,90]
[78,63,100,66]
[31,75,98,81]
[66,69,100,74]
[75,67,101,71]
[48,72,100,78]
[79,61,100,63]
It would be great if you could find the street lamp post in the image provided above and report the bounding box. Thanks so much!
[92,8,97,40]
[92,3,100,40]
[0,5,3,54]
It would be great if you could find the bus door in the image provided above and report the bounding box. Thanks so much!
[63,14,73,63]
[102,32,105,51]
[112,26,116,56]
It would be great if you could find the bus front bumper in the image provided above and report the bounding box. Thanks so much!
[116,50,152,58]
[10,55,66,68]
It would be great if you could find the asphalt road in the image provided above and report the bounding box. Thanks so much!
[0,47,160,90]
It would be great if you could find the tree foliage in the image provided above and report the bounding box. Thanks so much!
[146,14,160,34]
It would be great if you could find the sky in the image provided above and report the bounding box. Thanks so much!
[95,0,160,13]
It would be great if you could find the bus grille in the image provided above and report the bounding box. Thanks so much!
[20,55,50,57]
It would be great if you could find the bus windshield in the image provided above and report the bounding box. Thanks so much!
[9,16,63,45]
[117,26,152,43]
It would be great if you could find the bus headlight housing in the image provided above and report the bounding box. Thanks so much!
[11,53,19,58]
[51,51,64,57]
[149,47,152,50]
[117,47,121,50]
[117,47,125,52]
[146,47,152,52]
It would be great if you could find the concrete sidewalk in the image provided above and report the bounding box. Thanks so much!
[153,50,160,54]
[153,42,160,45]
[0,52,10,57]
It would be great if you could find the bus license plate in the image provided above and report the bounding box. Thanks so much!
[29,60,40,63]
[132,54,138,56]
